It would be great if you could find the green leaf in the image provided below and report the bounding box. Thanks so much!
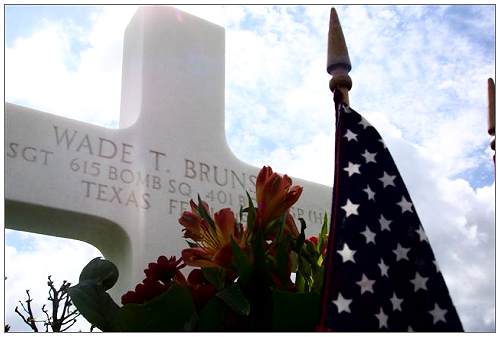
[311,267,325,293]
[252,228,266,269]
[251,229,273,288]
[239,205,244,224]
[230,239,252,286]
[305,240,317,256]
[246,191,255,208]
[297,254,312,293]
[289,251,298,273]
[318,212,328,254]
[202,267,226,291]
[246,191,256,233]
[295,218,307,252]
[267,214,286,244]
[216,284,250,316]
[275,236,290,286]
[272,290,320,331]
[68,281,119,332]
[112,283,196,332]
[295,273,306,292]
[320,212,328,238]
[197,297,226,331]
[79,257,119,291]
[197,194,215,228]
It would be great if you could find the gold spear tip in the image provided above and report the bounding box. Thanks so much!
[327,7,351,75]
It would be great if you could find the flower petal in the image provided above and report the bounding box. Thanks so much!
[214,208,237,242]
[182,248,219,268]
[212,243,234,268]
[179,211,203,241]
[283,185,303,209]
[256,166,273,203]
[284,212,300,239]
[256,168,303,225]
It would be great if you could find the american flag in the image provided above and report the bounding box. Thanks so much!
[319,104,463,331]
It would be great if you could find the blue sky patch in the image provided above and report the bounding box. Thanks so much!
[453,155,495,188]
[5,229,36,252]
[6,5,98,46]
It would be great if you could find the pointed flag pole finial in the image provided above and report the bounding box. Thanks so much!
[327,8,352,106]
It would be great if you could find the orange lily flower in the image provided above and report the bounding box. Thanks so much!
[255,166,303,227]
[180,201,244,268]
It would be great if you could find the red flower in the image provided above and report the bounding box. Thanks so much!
[121,278,168,305]
[306,236,327,257]
[121,255,186,305]
[180,202,245,268]
[178,200,210,242]
[144,255,186,285]
[187,269,216,308]
[307,236,318,245]
[121,290,139,305]
[255,166,303,226]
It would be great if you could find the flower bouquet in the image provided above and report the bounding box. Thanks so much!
[68,166,328,331]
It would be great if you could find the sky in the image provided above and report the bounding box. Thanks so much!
[4,4,495,332]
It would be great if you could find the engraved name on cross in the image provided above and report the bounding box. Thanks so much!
[5,6,332,298]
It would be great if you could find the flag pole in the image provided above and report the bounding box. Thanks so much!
[318,8,352,330]
[487,78,495,160]
[327,8,352,109]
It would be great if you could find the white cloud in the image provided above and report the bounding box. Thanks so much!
[175,5,247,28]
[265,131,335,186]
[5,6,138,128]
[5,5,495,332]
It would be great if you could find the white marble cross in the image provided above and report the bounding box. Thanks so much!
[5,6,332,298]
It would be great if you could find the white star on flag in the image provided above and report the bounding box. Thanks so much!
[344,129,358,141]
[361,226,376,244]
[375,308,389,329]
[390,293,404,311]
[356,274,376,294]
[429,303,448,324]
[393,243,410,261]
[379,138,387,148]
[344,162,361,176]
[379,215,392,231]
[342,199,359,217]
[379,171,396,188]
[433,260,440,273]
[397,196,413,213]
[337,243,356,263]
[361,150,377,163]
[333,293,352,314]
[363,185,376,201]
[358,117,371,129]
[416,227,428,242]
[410,272,429,292]
[378,259,389,277]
